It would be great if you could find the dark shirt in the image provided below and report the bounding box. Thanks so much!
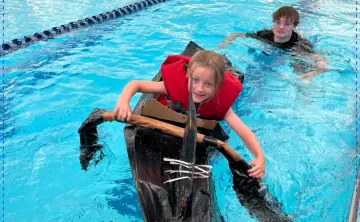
[247,29,314,53]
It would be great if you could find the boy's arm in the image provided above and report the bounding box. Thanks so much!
[217,32,247,49]
[224,107,265,178]
[300,53,328,80]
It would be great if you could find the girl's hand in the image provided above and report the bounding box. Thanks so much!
[113,98,132,122]
[248,156,265,179]
[112,81,166,122]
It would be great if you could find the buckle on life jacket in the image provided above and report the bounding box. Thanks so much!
[166,96,187,114]
[174,102,183,113]
[174,101,187,114]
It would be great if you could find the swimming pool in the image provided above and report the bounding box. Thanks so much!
[4,0,356,221]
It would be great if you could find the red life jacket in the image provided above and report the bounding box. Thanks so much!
[157,55,243,120]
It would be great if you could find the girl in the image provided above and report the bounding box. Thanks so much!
[114,50,265,179]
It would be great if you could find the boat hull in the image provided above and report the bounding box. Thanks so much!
[123,41,237,221]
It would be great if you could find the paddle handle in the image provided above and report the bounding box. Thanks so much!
[103,111,243,162]
[216,141,243,162]
[104,111,189,138]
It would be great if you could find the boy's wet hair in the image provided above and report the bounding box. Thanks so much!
[187,50,225,94]
[272,6,300,27]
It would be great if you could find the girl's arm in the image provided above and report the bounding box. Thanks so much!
[224,107,265,179]
[114,80,166,121]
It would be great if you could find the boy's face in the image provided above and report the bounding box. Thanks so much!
[272,16,295,40]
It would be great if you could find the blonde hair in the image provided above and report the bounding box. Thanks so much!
[187,50,225,94]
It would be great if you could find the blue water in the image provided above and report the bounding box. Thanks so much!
[6,0,138,41]
[4,0,357,221]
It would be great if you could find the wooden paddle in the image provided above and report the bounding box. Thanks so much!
[78,108,296,221]
[102,111,244,163]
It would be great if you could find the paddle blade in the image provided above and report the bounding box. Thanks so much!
[230,160,293,221]
[78,108,107,170]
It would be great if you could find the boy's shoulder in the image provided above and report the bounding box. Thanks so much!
[247,29,314,53]
[295,35,314,53]
[246,29,273,40]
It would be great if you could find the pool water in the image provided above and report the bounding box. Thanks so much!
[4,0,357,221]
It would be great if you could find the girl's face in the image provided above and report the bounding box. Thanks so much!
[188,66,215,104]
